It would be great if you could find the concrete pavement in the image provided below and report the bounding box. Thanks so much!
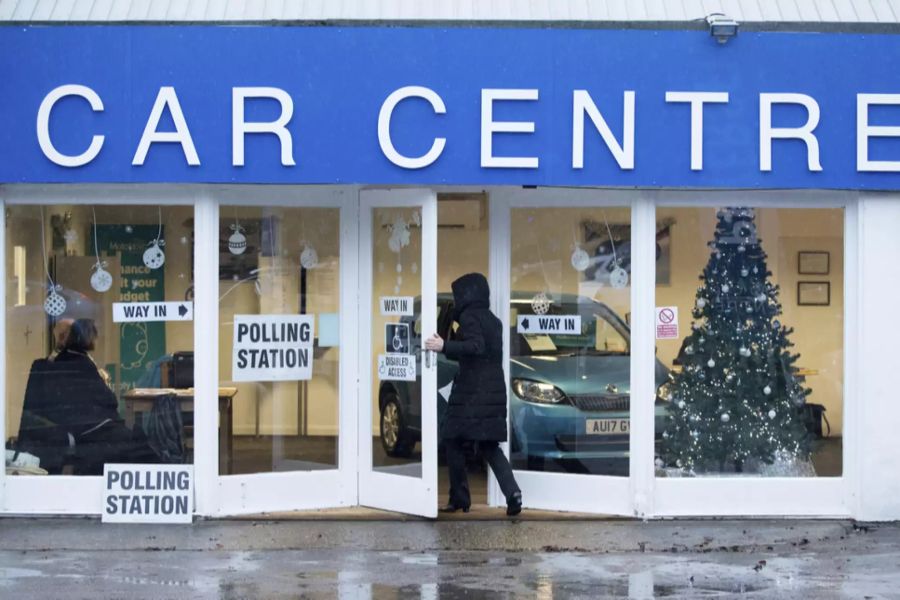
[1,516,897,598]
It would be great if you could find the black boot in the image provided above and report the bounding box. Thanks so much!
[506,492,522,517]
[440,503,470,514]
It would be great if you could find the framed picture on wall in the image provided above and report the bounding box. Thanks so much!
[798,281,830,306]
[798,251,830,275]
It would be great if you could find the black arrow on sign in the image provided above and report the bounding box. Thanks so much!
[178,304,188,317]
[521,318,530,331]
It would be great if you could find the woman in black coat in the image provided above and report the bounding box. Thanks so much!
[424,273,522,516]
[22,318,157,474]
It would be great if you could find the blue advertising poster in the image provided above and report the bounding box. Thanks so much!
[1,26,899,189]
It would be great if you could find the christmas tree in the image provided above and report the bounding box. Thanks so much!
[660,207,811,474]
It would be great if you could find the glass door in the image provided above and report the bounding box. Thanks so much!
[492,189,645,516]
[359,189,438,518]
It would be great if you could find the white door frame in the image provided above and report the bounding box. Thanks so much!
[489,188,645,516]
[209,186,359,516]
[357,188,438,518]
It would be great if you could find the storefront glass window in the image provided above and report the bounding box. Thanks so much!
[6,204,195,476]
[218,207,340,475]
[509,206,633,476]
[654,207,843,478]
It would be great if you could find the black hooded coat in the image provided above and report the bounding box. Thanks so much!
[441,273,507,442]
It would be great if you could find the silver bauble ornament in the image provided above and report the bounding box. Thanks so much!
[763,385,772,395]
[531,292,551,316]
[143,239,166,269]
[570,246,590,272]
[609,267,629,289]
[768,410,777,419]
[721,284,730,293]
[90,263,113,292]
[44,285,66,317]
[696,298,706,309]
[227,225,247,255]
[300,245,319,270]
[721,413,731,423]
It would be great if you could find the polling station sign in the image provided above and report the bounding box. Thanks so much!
[113,301,193,323]
[232,314,314,382]
[102,464,193,523]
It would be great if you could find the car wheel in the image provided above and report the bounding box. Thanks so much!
[380,396,415,458]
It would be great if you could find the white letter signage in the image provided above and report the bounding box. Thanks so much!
[36,84,105,167]
[378,86,447,169]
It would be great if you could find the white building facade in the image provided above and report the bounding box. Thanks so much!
[2,1,900,521]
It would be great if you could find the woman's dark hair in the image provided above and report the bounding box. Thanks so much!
[64,318,98,353]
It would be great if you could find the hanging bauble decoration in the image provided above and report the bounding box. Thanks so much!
[738,245,746,253]
[531,292,551,316]
[228,224,247,255]
[721,284,730,293]
[570,246,590,272]
[143,239,166,269]
[300,244,319,270]
[707,359,716,368]
[768,410,777,419]
[740,268,749,277]
[696,298,706,309]
[609,267,629,289]
[739,346,751,357]
[90,261,113,293]
[677,400,686,409]
[746,305,753,313]
[763,385,772,395]
[684,345,694,355]
[721,413,731,423]
[44,284,67,317]
[388,217,411,253]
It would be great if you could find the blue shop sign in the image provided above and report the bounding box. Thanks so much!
[1,26,900,189]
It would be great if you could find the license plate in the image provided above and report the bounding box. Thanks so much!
[586,419,630,435]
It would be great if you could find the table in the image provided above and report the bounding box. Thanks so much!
[123,387,238,474]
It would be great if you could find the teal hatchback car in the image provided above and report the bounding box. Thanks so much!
[377,294,670,474]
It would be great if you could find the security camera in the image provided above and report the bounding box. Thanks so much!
[706,13,739,44]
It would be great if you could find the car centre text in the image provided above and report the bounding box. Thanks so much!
[35,85,900,173]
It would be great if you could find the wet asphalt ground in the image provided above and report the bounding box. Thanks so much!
[2,517,899,598]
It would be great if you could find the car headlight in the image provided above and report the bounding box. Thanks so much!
[511,378,568,405]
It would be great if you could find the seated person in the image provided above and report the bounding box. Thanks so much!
[18,318,159,474]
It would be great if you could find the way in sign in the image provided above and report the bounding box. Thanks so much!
[517,315,582,335]
[113,301,193,323]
